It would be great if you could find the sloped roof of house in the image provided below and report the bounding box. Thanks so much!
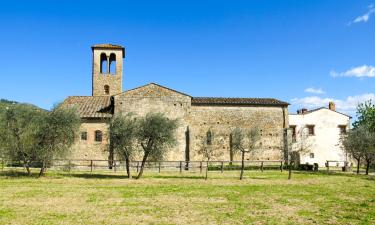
[290,107,352,118]
[61,96,112,118]
[191,97,289,106]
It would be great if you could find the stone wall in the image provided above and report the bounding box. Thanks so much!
[114,83,191,161]
[187,105,287,161]
[92,48,123,96]
[70,119,110,160]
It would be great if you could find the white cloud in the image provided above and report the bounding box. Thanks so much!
[304,87,325,94]
[330,65,375,78]
[291,93,375,116]
[348,4,375,25]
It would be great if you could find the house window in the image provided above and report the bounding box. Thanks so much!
[95,130,103,142]
[310,153,315,159]
[290,125,297,142]
[81,132,87,141]
[338,125,347,134]
[307,125,315,136]
[104,85,110,95]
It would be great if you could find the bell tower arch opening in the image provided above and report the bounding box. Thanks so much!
[91,44,125,96]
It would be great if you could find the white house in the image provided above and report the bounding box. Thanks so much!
[289,102,351,168]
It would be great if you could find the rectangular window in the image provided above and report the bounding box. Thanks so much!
[310,153,315,158]
[81,132,87,141]
[95,130,103,142]
[290,125,297,142]
[307,125,315,136]
[338,125,347,134]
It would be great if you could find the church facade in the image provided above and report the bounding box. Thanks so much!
[62,44,290,162]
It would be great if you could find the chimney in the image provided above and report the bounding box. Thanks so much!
[329,102,336,111]
[297,108,308,114]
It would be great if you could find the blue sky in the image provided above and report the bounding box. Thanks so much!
[0,0,374,117]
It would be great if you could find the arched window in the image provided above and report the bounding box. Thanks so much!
[104,85,110,95]
[109,53,116,75]
[100,53,108,74]
[95,130,103,142]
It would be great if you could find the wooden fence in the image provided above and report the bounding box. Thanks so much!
[1,158,284,174]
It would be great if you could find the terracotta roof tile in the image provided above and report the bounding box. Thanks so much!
[91,44,124,49]
[61,96,113,118]
[191,97,289,106]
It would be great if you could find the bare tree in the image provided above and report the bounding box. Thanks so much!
[288,125,313,179]
[197,129,223,180]
[231,127,261,180]
[135,113,178,179]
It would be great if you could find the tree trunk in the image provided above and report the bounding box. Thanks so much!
[365,160,370,175]
[288,163,292,180]
[229,133,233,166]
[125,157,131,178]
[240,151,245,180]
[25,164,31,176]
[205,161,209,180]
[38,161,46,177]
[136,151,149,179]
[356,158,360,174]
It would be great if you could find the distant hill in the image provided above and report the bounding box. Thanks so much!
[0,99,46,111]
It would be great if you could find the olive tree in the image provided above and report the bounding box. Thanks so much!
[232,127,261,180]
[36,105,80,177]
[109,114,137,178]
[135,113,178,179]
[0,103,46,175]
[197,129,223,180]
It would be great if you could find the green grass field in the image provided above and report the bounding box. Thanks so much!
[0,170,374,225]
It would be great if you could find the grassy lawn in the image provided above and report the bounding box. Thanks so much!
[0,169,374,225]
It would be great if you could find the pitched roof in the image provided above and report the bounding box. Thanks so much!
[61,96,113,118]
[290,107,352,118]
[191,97,289,106]
[115,82,191,97]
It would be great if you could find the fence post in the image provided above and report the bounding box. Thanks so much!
[68,160,71,174]
[114,160,117,173]
[326,161,329,173]
[200,161,203,173]
[261,161,264,172]
[90,160,93,172]
[280,161,283,172]
[158,162,161,173]
[136,162,139,173]
[221,161,224,173]
[1,158,4,172]
[179,161,182,174]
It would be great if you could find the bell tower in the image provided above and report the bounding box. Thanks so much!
[91,44,125,96]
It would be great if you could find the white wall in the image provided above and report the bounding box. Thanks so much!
[289,108,350,167]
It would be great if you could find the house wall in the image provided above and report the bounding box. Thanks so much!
[70,119,110,160]
[289,109,350,167]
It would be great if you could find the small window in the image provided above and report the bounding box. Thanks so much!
[81,132,87,141]
[338,125,347,134]
[104,85,110,95]
[95,130,103,142]
[310,153,315,159]
[206,130,212,145]
[307,125,315,136]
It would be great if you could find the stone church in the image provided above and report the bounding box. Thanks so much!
[62,44,290,161]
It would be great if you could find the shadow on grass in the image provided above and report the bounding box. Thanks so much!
[0,170,38,178]
[67,173,128,179]
[147,175,205,180]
